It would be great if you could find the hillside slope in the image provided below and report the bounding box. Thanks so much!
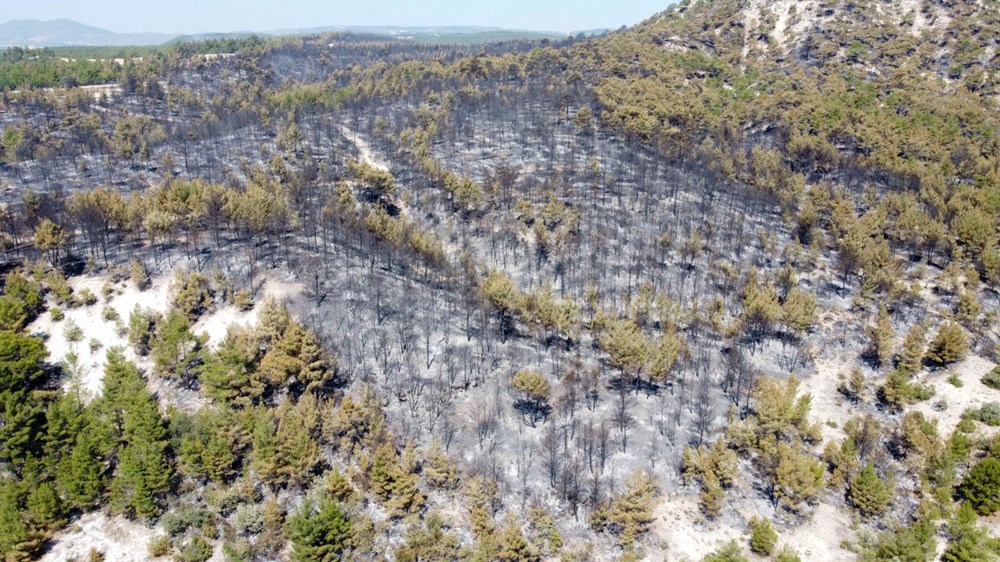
[0,3,998,562]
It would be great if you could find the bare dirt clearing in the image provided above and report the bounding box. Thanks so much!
[27,270,305,402]
[39,512,159,562]
[649,493,852,561]
[911,355,999,435]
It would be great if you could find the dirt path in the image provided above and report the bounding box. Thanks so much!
[337,124,390,172]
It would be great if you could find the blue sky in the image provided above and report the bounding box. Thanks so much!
[3,1,669,34]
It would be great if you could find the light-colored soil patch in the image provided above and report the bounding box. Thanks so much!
[39,512,159,562]
[27,275,173,399]
[651,492,742,561]
[911,355,999,435]
[28,271,305,402]
[766,0,801,48]
[194,303,257,348]
[979,512,1000,538]
[900,0,928,34]
[807,352,865,447]
[780,501,854,561]
[650,494,853,561]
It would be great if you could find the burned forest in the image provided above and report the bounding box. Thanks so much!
[2,1,1000,560]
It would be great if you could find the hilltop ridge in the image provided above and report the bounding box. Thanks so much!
[0,18,579,47]
[0,19,172,47]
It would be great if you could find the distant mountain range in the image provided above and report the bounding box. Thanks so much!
[0,19,173,47]
[0,19,605,48]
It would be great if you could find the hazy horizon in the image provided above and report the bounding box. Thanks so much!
[1,0,668,35]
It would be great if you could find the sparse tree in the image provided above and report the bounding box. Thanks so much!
[511,369,551,426]
[925,321,968,366]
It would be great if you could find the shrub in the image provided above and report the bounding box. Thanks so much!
[147,535,170,557]
[233,503,264,536]
[775,546,802,562]
[703,540,749,562]
[948,374,964,387]
[221,541,252,562]
[983,366,1000,390]
[969,403,1000,426]
[101,306,120,323]
[49,307,64,321]
[101,282,114,301]
[63,318,84,343]
[175,536,212,562]
[956,417,976,434]
[161,507,214,537]
[76,288,98,307]
[161,512,188,537]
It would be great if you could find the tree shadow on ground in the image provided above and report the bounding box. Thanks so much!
[607,375,660,396]
[513,398,551,427]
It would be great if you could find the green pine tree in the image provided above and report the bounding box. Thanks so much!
[43,392,87,470]
[151,308,206,385]
[110,442,163,519]
[274,397,321,487]
[25,481,66,531]
[99,347,147,438]
[0,331,48,468]
[942,503,998,562]
[286,496,352,562]
[251,407,280,486]
[100,349,172,520]
[174,409,236,484]
[57,431,106,509]
[748,516,778,555]
[925,321,968,366]
[848,463,891,517]
[866,305,894,369]
[199,325,262,407]
[0,480,38,560]
[959,457,1000,515]
[127,306,155,356]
